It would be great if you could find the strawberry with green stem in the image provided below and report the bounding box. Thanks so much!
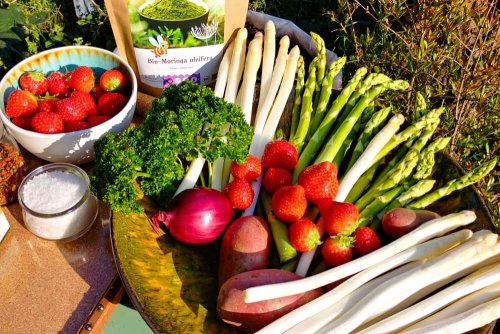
[289,218,322,252]
[322,235,353,267]
[99,69,127,92]
[230,155,262,182]
[19,71,48,96]
[319,200,360,236]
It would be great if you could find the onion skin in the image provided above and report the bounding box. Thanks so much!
[152,188,234,245]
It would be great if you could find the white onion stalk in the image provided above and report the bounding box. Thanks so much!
[407,281,500,330]
[258,229,472,334]
[242,46,301,217]
[249,36,290,155]
[213,43,234,98]
[401,295,500,334]
[295,113,404,276]
[318,231,499,334]
[336,113,405,201]
[370,261,500,334]
[257,20,276,114]
[243,210,477,303]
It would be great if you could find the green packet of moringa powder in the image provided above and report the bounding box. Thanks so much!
[104,0,248,97]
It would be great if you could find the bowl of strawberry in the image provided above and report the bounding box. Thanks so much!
[0,45,137,164]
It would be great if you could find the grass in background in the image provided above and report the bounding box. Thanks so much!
[252,0,499,226]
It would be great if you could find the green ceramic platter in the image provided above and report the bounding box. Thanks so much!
[110,153,498,334]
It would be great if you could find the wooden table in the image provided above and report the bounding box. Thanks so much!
[0,92,154,334]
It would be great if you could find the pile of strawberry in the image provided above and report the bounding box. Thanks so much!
[5,66,130,134]
[228,139,383,270]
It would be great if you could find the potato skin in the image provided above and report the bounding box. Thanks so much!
[382,208,440,240]
[218,215,271,287]
[217,269,324,333]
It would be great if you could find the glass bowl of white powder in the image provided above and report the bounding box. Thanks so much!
[18,163,99,241]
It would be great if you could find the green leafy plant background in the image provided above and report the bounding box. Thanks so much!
[0,0,498,225]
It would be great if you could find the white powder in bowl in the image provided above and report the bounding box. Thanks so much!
[21,170,87,214]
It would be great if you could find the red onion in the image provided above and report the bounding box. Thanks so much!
[152,187,234,245]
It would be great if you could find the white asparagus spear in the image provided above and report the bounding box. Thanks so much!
[258,229,472,334]
[249,35,290,155]
[238,32,263,124]
[242,46,301,217]
[243,211,477,303]
[224,28,248,103]
[401,295,500,334]
[407,281,500,330]
[213,43,234,98]
[257,20,276,114]
[360,261,500,334]
[318,231,499,334]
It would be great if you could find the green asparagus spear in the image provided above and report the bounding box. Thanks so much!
[294,67,367,177]
[386,179,437,210]
[311,32,326,109]
[358,185,406,226]
[333,73,392,132]
[333,103,375,172]
[291,63,317,153]
[413,137,451,180]
[345,106,393,171]
[313,80,410,166]
[309,57,346,135]
[372,116,440,188]
[407,157,498,209]
[371,107,446,169]
[345,162,380,203]
[356,148,419,211]
[290,56,305,139]
[414,91,428,120]
[261,191,297,263]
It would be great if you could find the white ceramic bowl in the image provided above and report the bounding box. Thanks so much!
[0,46,137,164]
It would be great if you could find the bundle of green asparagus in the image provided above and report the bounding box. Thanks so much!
[268,33,497,272]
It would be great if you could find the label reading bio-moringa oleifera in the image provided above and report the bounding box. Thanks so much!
[129,0,224,88]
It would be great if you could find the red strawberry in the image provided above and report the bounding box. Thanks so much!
[320,201,359,236]
[261,140,298,170]
[99,69,127,92]
[224,178,254,210]
[353,227,381,257]
[298,161,338,205]
[230,155,262,182]
[91,85,105,101]
[65,120,90,132]
[11,117,33,130]
[271,185,308,223]
[37,98,59,113]
[47,71,71,97]
[97,92,128,117]
[70,91,98,116]
[5,90,38,117]
[55,96,88,122]
[262,167,293,193]
[289,218,322,252]
[67,66,95,93]
[322,236,353,267]
[31,112,64,134]
[19,71,48,96]
[88,115,110,127]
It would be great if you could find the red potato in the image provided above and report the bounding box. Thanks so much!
[217,269,324,333]
[218,216,271,287]
[382,208,440,240]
